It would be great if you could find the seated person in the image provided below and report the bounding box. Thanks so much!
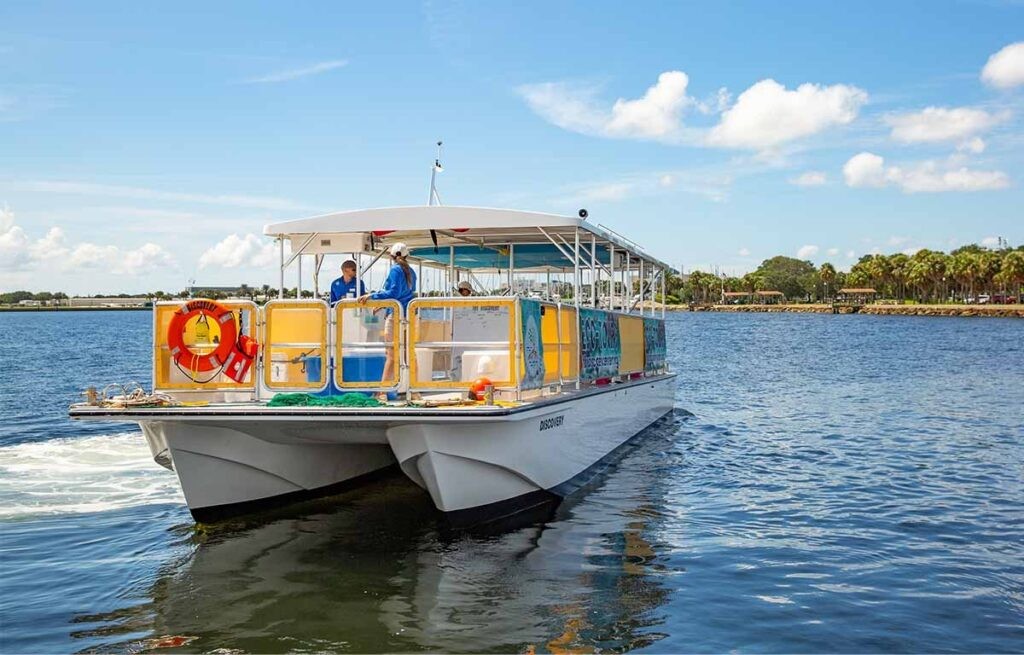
[457,280,473,297]
[329,259,366,304]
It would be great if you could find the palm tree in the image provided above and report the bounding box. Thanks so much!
[819,263,836,302]
[999,250,1024,302]
[888,253,910,301]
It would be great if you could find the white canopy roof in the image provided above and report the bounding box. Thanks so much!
[263,205,674,272]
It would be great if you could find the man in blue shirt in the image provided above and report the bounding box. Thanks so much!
[329,260,366,304]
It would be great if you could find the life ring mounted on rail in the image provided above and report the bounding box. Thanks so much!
[167,299,258,384]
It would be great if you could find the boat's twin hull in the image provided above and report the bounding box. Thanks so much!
[139,375,677,523]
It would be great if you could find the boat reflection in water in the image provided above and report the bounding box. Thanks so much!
[71,416,681,654]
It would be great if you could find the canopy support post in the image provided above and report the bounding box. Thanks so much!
[573,226,580,390]
[508,243,515,295]
[297,254,303,299]
[609,244,615,312]
[278,237,285,299]
[623,252,630,313]
[661,267,666,318]
[590,234,597,307]
[448,246,455,294]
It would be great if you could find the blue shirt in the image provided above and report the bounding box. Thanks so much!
[329,276,366,304]
[370,264,417,309]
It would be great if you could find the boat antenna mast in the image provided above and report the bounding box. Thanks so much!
[428,140,443,206]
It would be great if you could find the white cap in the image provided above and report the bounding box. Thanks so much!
[388,242,408,257]
[457,281,472,291]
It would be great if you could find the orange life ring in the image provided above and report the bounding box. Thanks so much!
[167,299,238,373]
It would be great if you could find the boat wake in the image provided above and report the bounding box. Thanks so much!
[0,432,183,520]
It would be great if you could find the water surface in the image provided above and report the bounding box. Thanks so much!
[1,311,1022,653]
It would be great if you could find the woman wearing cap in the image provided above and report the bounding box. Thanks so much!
[358,243,417,390]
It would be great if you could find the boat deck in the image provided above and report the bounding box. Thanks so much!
[69,373,676,422]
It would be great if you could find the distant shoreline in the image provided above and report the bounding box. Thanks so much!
[680,303,1024,318]
[3,303,1022,318]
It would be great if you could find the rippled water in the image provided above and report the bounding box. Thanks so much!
[1,311,1022,653]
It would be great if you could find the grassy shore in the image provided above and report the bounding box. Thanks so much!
[685,303,1024,318]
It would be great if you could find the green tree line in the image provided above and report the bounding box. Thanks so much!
[661,243,1024,305]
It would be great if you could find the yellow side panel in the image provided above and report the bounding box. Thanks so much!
[619,314,644,374]
[540,304,560,384]
[263,302,328,390]
[559,307,579,380]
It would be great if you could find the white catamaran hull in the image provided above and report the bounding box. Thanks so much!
[139,421,396,522]
[388,376,676,523]
[114,373,676,523]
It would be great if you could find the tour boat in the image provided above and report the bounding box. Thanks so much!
[69,205,677,524]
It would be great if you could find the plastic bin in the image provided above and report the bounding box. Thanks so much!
[303,351,392,398]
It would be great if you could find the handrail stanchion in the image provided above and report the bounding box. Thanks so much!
[574,227,581,390]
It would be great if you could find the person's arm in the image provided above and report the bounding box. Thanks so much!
[358,279,367,297]
[329,280,340,304]
[370,267,400,301]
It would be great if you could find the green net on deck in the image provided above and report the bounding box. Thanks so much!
[267,392,385,408]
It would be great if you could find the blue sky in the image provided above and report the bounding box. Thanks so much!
[2,0,1022,293]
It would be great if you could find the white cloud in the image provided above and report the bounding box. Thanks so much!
[957,137,986,154]
[706,79,867,150]
[843,151,1010,193]
[797,244,819,259]
[789,171,827,187]
[519,72,867,151]
[827,247,839,256]
[518,71,694,143]
[16,180,312,211]
[846,250,856,259]
[981,42,1024,89]
[901,246,923,256]
[658,174,675,187]
[887,236,910,246]
[738,247,751,257]
[198,233,279,269]
[0,207,30,270]
[884,106,1007,143]
[981,236,1000,247]
[118,243,175,274]
[28,227,69,261]
[0,207,175,274]
[843,152,891,188]
[244,59,348,84]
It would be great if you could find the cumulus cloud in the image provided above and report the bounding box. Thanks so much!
[843,152,891,188]
[797,244,819,259]
[827,247,839,256]
[706,79,867,150]
[981,42,1024,89]
[981,236,1000,247]
[0,208,174,274]
[198,233,279,269]
[884,106,1007,143]
[789,171,827,187]
[0,207,30,270]
[518,71,694,143]
[957,137,986,154]
[738,247,751,257]
[843,151,1010,193]
[519,72,867,151]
